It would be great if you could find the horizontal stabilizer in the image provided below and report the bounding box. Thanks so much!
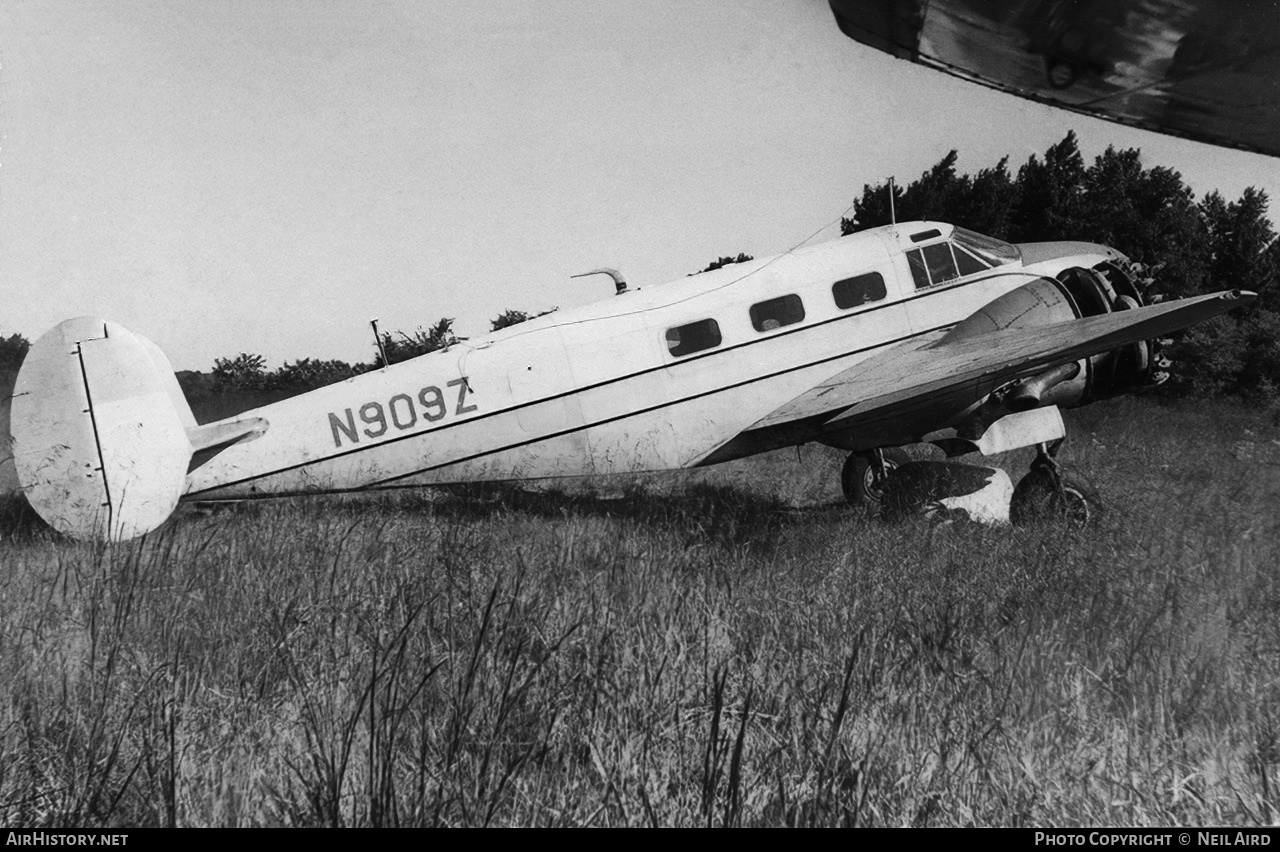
[187,418,268,453]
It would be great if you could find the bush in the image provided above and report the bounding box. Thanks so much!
[0,332,29,375]
[376,318,457,366]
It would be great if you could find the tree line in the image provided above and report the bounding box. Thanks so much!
[0,309,557,409]
[177,308,559,407]
[2,131,1277,404]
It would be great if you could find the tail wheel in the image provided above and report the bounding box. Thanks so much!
[841,448,909,506]
[1010,467,1098,526]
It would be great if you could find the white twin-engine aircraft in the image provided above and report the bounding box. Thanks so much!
[2,221,1255,541]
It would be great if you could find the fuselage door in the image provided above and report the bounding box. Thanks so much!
[504,327,586,439]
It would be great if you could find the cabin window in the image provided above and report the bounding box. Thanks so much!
[749,294,805,332]
[832,272,886,309]
[666,318,721,357]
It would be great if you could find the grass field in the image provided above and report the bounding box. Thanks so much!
[1,396,1278,826]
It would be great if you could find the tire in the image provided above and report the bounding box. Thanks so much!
[841,448,908,506]
[1010,467,1098,526]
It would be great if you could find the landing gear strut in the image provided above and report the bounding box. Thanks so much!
[841,448,908,507]
[1009,439,1097,526]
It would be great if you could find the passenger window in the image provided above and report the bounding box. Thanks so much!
[832,272,886,309]
[749,294,804,332]
[665,318,721,357]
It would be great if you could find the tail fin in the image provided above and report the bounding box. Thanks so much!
[8,318,193,541]
[8,318,265,542]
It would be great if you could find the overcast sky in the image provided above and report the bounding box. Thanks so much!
[3,0,1277,371]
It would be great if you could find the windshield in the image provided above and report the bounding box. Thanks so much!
[953,228,1021,266]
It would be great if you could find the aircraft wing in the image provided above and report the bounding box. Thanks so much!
[752,289,1253,441]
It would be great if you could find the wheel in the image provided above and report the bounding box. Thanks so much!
[841,448,908,506]
[1010,467,1098,526]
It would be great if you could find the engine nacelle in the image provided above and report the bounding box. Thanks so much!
[942,261,1161,419]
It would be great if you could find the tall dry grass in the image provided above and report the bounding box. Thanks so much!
[1,397,1277,826]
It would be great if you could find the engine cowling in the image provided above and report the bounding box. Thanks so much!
[942,261,1163,414]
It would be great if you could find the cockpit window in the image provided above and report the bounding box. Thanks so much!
[952,227,1021,266]
[906,250,927,289]
[953,244,989,276]
[909,229,1018,288]
[908,242,960,289]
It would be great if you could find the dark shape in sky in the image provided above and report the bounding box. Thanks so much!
[829,0,1280,157]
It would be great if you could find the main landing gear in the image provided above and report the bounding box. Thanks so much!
[841,448,908,507]
[1009,439,1098,526]
[841,440,1098,527]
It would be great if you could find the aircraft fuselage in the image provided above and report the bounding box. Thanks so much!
[182,222,1123,501]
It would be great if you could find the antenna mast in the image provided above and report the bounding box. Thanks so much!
[370,318,390,369]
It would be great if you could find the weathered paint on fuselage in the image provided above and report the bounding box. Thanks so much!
[182,223,1120,501]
